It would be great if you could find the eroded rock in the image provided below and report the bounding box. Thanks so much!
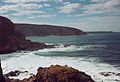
[5,65,95,82]
[35,65,94,82]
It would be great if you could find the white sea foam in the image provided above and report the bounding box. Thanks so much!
[1,45,120,82]
[31,44,106,53]
[26,44,82,54]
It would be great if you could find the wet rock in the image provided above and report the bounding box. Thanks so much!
[115,73,120,76]
[99,72,120,77]
[99,72,114,76]
[5,70,30,77]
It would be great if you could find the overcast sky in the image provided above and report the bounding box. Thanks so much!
[0,0,120,31]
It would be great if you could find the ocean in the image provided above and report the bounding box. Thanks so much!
[0,32,120,82]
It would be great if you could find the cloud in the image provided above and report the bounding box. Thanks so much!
[0,3,43,11]
[91,0,108,3]
[0,10,7,14]
[36,14,56,17]
[3,0,51,3]
[0,3,47,16]
[55,0,70,5]
[55,0,64,3]
[83,0,120,15]
[12,11,46,16]
[0,0,53,17]
[64,16,120,32]
[44,3,51,7]
[59,3,81,13]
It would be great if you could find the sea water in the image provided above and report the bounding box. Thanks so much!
[0,32,120,82]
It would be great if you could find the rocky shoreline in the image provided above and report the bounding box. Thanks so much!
[0,16,94,82]
[0,16,86,54]
[0,16,54,54]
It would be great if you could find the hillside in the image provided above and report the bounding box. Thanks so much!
[15,24,86,36]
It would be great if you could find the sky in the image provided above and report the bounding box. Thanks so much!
[0,0,120,32]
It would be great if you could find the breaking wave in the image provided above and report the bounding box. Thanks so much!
[1,44,120,82]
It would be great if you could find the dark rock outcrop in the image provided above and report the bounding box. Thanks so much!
[15,24,86,36]
[0,16,54,54]
[0,16,15,45]
[0,61,5,82]
[5,65,94,82]
[99,72,120,77]
[5,70,31,77]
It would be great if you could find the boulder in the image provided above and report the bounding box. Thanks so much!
[5,65,95,82]
[35,65,94,82]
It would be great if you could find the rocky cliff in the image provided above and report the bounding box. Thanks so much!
[0,16,54,54]
[15,24,86,36]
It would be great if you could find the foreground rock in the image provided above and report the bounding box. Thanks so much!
[5,65,94,82]
[35,65,94,82]
[0,16,54,54]
[0,62,5,82]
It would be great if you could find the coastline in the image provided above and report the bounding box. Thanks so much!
[0,16,120,82]
[0,16,95,82]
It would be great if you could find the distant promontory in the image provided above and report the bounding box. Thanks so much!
[15,24,86,36]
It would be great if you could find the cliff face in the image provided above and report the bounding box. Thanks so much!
[15,24,86,36]
[0,16,20,53]
[0,16,15,45]
[0,16,54,54]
